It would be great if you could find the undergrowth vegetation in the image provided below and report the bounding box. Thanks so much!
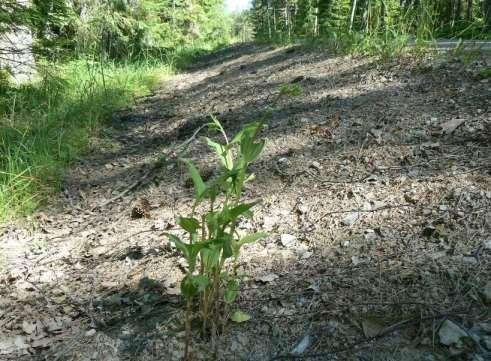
[169,84,302,358]
[250,0,491,57]
[0,1,237,223]
[0,43,226,223]
[0,61,159,221]
[168,119,267,358]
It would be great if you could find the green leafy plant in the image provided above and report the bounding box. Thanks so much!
[166,118,268,359]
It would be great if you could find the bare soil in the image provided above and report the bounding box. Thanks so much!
[1,43,490,361]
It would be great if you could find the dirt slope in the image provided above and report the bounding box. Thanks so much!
[1,43,490,361]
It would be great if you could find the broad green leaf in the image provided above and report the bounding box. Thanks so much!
[227,201,260,222]
[182,159,206,199]
[232,232,268,258]
[165,234,189,259]
[180,274,210,298]
[220,233,234,259]
[165,233,209,272]
[231,310,251,323]
[181,274,197,298]
[245,173,256,183]
[201,243,221,269]
[231,122,264,144]
[177,216,200,234]
[191,274,210,292]
[240,136,265,164]
[224,279,239,304]
[206,138,234,170]
[238,232,268,246]
[206,211,219,238]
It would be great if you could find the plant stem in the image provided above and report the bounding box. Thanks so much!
[184,297,193,361]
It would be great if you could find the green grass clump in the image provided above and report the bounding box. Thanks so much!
[480,67,491,78]
[0,41,231,223]
[0,60,167,222]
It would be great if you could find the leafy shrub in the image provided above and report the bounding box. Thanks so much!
[166,118,267,358]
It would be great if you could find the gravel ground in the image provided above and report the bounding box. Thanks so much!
[1,43,490,361]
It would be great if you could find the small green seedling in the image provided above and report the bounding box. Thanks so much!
[167,84,302,360]
[166,118,268,359]
[480,67,491,79]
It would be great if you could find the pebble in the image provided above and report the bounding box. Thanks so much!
[481,335,491,351]
[85,329,96,337]
[280,234,296,247]
[309,161,322,171]
[342,212,359,226]
[438,320,467,347]
[481,281,491,304]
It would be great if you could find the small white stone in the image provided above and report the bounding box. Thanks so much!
[351,256,361,265]
[301,251,312,260]
[342,212,359,226]
[310,161,322,171]
[438,320,467,347]
[257,273,278,283]
[85,329,96,337]
[462,256,477,264]
[280,234,297,247]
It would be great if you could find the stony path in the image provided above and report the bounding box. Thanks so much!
[0,43,490,361]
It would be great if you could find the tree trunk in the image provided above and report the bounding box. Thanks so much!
[349,0,358,31]
[485,0,491,30]
[466,0,472,20]
[0,0,36,83]
[451,0,462,27]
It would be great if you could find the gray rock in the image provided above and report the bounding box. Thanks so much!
[231,333,248,352]
[0,335,28,355]
[421,352,438,361]
[351,255,361,265]
[294,244,312,260]
[471,355,484,361]
[363,229,377,241]
[477,321,491,333]
[300,251,312,260]
[280,234,296,247]
[462,256,478,264]
[430,251,447,260]
[257,273,278,283]
[309,161,322,171]
[362,202,371,211]
[85,329,96,337]
[291,334,311,355]
[481,281,491,304]
[342,212,359,226]
[484,239,491,251]
[439,320,467,347]
[481,335,491,351]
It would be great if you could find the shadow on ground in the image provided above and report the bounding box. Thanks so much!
[1,43,490,361]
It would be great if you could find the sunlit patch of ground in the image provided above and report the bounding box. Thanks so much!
[1,43,490,360]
